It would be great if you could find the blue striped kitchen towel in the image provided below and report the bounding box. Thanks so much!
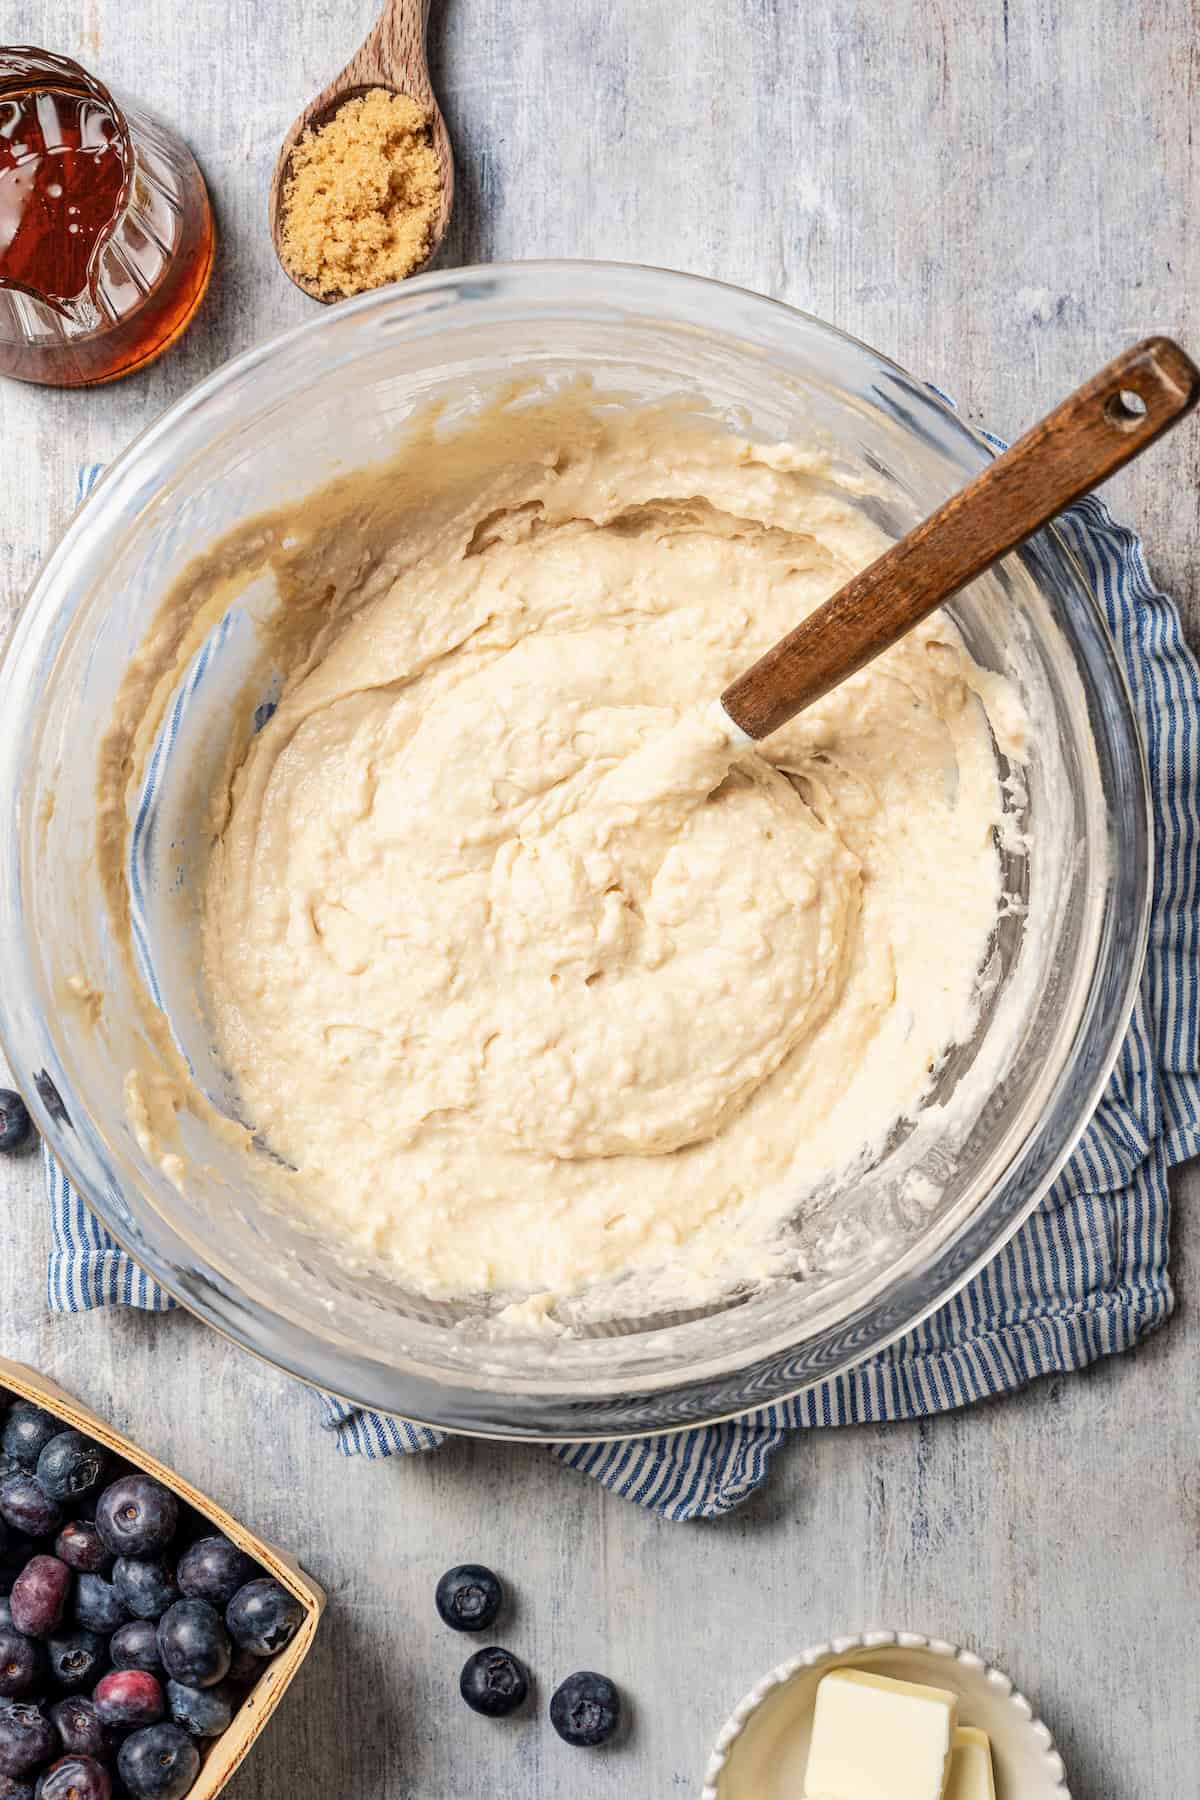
[43,449,1200,1520]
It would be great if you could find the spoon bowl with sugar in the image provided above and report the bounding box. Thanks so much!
[269,0,454,301]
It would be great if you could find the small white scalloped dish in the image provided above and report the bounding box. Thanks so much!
[703,1629,1071,1800]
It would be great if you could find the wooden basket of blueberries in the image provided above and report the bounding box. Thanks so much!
[0,1356,324,1800]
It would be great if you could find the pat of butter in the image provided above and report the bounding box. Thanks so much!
[802,1668,958,1800]
[945,1726,996,1800]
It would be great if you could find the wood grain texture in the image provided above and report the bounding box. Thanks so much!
[2,4,1199,1799]
[268,0,454,297]
[724,336,1200,736]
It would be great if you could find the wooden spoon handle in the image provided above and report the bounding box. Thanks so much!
[721,336,1200,740]
[343,0,433,99]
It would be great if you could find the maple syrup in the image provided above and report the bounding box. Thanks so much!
[0,49,213,386]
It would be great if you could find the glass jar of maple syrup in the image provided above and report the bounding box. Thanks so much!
[0,47,214,386]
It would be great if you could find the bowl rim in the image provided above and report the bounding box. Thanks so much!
[700,1626,1071,1799]
[0,259,1153,1439]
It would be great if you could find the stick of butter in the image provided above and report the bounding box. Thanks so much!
[945,1726,996,1800]
[802,1668,958,1800]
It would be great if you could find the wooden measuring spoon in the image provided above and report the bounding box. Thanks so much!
[268,0,454,301]
[720,337,1200,741]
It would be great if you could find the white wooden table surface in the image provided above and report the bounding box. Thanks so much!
[3,4,1198,1797]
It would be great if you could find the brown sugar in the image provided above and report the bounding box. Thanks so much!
[280,89,442,298]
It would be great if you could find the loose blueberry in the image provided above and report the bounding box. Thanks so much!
[0,1095,34,1157]
[156,1603,229,1690]
[435,1565,503,1634]
[35,1439,105,1508]
[53,1527,109,1577]
[73,1575,127,1637]
[34,1758,111,1800]
[549,1669,622,1746]
[47,1697,103,1759]
[458,1647,529,1718]
[95,1480,176,1564]
[0,1776,33,1800]
[223,1581,302,1659]
[0,1704,55,1777]
[46,1630,105,1694]
[93,1671,164,1731]
[117,1723,199,1800]
[0,1477,61,1543]
[112,1561,176,1624]
[109,1623,161,1676]
[0,1630,42,1700]
[164,1681,233,1740]
[0,1415,57,1479]
[174,1540,252,1612]
[10,1560,69,1640]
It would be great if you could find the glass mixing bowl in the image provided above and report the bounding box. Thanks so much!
[0,263,1149,1439]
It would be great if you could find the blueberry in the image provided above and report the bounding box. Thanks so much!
[0,1094,34,1157]
[0,1414,58,1480]
[112,1562,176,1625]
[35,1439,105,1509]
[0,1479,61,1544]
[95,1480,176,1564]
[174,1540,252,1612]
[458,1647,528,1718]
[164,1681,233,1740]
[73,1576,127,1637]
[223,1580,301,1660]
[0,1704,55,1777]
[53,1527,110,1577]
[93,1672,163,1731]
[109,1623,161,1676]
[0,1630,42,1700]
[34,1758,111,1800]
[10,1560,69,1640]
[0,1776,33,1800]
[435,1565,503,1634]
[116,1723,199,1800]
[156,1603,228,1690]
[549,1670,622,1747]
[47,1697,103,1758]
[46,1630,105,1694]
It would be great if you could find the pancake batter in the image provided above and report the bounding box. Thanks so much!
[196,395,1024,1321]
